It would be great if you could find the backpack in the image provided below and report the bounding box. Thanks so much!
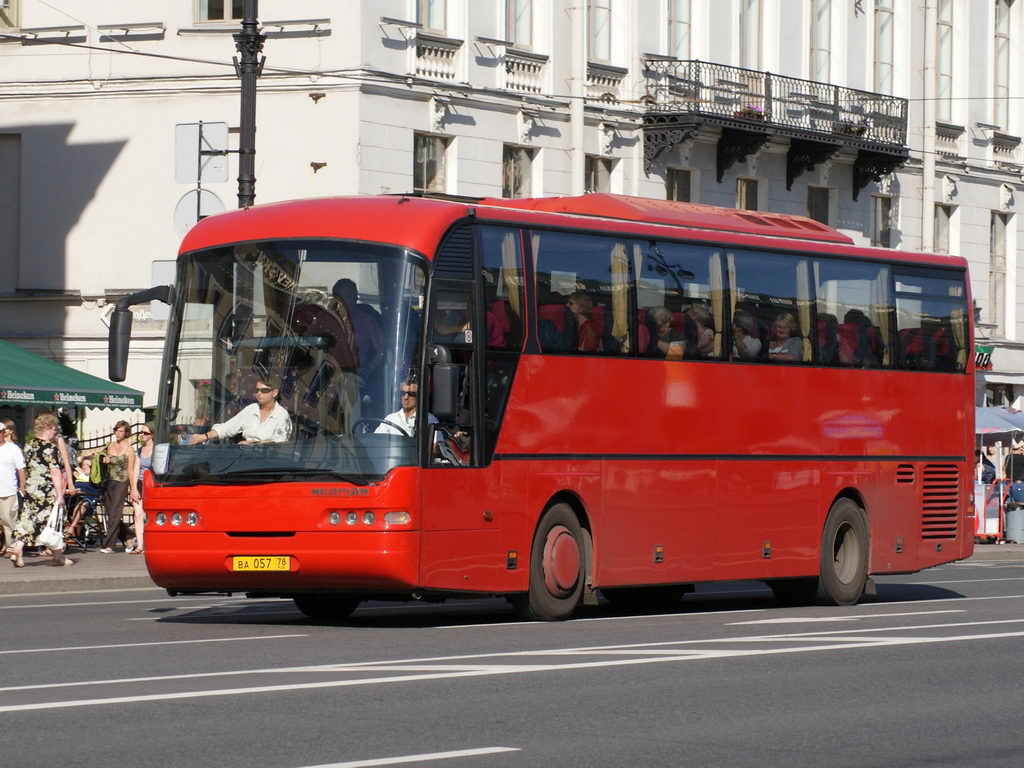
[90,449,106,485]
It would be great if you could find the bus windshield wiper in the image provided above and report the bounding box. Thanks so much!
[215,468,373,485]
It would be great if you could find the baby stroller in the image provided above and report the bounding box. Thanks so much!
[64,480,104,552]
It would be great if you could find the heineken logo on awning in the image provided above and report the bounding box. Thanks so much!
[1,390,33,401]
[103,394,136,406]
[54,392,88,403]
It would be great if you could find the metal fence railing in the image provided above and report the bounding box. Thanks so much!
[643,58,908,147]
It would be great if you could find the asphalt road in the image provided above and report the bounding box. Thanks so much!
[2,561,1024,768]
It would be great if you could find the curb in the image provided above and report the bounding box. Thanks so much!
[0,572,157,595]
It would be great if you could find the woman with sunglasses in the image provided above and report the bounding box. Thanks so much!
[189,375,292,445]
[128,422,155,554]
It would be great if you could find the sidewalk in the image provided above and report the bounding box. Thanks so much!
[0,542,1021,597]
[0,547,156,595]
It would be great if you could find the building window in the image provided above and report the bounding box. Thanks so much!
[995,0,1010,129]
[934,204,954,254]
[668,0,691,59]
[873,195,893,247]
[503,145,533,198]
[588,0,612,62]
[737,178,759,211]
[936,0,953,122]
[810,0,831,82]
[0,0,20,28]
[874,0,894,94]
[740,0,761,69]
[585,155,614,193]
[506,0,533,48]
[807,187,830,225]
[196,0,243,22]
[414,133,448,194]
[417,0,446,33]
[666,168,692,201]
[991,211,1009,336]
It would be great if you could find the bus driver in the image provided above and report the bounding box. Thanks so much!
[190,375,293,445]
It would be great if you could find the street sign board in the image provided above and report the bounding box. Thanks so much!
[174,122,229,184]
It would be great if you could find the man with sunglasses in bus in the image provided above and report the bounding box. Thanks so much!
[375,378,438,438]
[190,374,292,445]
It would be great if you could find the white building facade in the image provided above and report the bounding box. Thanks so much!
[0,0,1021,428]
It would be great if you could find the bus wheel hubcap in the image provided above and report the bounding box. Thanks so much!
[543,525,579,597]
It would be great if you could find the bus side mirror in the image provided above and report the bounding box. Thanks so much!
[108,307,133,382]
[431,363,459,421]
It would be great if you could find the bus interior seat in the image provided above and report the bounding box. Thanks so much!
[817,314,839,365]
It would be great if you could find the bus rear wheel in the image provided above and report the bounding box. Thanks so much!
[293,595,361,622]
[511,503,584,621]
[815,498,869,606]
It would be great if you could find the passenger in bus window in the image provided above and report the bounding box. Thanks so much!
[767,312,804,362]
[189,375,293,445]
[687,302,715,358]
[731,309,762,360]
[567,292,602,352]
[332,279,384,376]
[650,306,686,360]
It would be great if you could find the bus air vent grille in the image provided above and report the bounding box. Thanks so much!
[896,464,915,484]
[921,463,959,540]
[433,226,474,279]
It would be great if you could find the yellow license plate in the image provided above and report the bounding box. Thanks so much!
[232,556,291,572]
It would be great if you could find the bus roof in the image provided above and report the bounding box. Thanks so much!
[179,194,965,272]
[478,193,854,245]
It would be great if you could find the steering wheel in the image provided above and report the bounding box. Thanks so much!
[350,418,410,437]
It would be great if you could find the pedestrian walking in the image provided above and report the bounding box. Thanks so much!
[128,422,154,554]
[99,420,137,553]
[0,418,26,556]
[7,411,74,567]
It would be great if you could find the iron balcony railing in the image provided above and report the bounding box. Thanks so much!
[643,58,908,147]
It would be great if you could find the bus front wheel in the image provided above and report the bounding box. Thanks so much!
[511,503,584,621]
[293,595,361,622]
[815,498,870,606]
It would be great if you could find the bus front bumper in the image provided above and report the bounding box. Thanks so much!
[143,530,421,593]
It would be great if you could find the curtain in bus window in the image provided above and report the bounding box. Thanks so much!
[532,230,632,355]
[730,250,812,364]
[894,271,968,372]
[814,259,892,369]
[480,226,524,350]
[634,240,721,361]
[610,242,630,352]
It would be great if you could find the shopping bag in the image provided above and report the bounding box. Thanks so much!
[37,501,65,551]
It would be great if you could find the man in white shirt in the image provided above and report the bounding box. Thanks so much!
[376,380,437,437]
[189,376,293,445]
[0,420,26,553]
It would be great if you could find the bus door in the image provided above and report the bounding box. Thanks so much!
[419,225,524,593]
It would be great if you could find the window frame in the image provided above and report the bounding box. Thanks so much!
[588,0,612,63]
[195,0,243,23]
[502,145,534,199]
[506,0,533,49]
[994,0,1011,129]
[874,0,894,94]
[413,133,450,195]
[417,0,447,34]
[668,0,691,59]
[809,0,831,82]
[936,0,954,122]
[0,0,21,28]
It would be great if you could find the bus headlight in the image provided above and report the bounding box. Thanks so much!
[155,513,167,526]
[384,511,411,525]
[362,511,376,526]
[346,512,358,526]
[186,512,200,527]
[328,512,341,526]
[170,512,183,526]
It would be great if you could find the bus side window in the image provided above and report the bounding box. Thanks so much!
[730,250,811,364]
[816,259,893,368]
[894,272,968,372]
[479,227,525,350]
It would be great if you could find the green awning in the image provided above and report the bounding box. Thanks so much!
[0,339,143,409]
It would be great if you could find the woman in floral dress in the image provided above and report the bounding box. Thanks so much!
[8,411,73,567]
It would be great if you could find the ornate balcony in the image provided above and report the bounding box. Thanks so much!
[642,58,909,199]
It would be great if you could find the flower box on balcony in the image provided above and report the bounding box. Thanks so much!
[735,106,765,121]
[836,120,870,137]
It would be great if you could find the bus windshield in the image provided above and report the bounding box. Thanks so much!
[156,239,427,485]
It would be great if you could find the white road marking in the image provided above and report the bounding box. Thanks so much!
[4,618,1024,713]
[908,577,1024,585]
[441,606,768,629]
[0,597,269,611]
[0,587,165,599]
[729,610,964,625]
[0,633,306,656]
[296,747,520,767]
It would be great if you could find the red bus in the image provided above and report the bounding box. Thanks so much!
[109,193,974,621]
